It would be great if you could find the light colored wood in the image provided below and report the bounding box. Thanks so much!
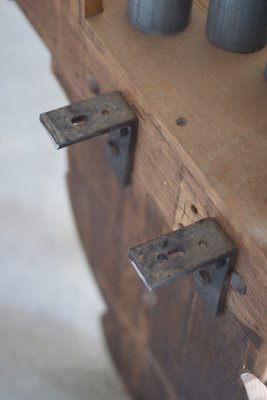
[17,0,267,342]
[84,0,103,17]
[80,0,267,340]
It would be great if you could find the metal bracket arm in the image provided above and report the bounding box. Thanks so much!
[40,91,138,186]
[129,218,237,316]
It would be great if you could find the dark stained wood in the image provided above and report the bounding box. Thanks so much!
[16,1,266,399]
[66,126,255,399]
[84,0,103,18]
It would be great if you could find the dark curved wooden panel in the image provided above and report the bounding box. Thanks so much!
[67,134,255,399]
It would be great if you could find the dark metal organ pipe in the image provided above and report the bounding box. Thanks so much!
[206,0,267,53]
[128,0,193,36]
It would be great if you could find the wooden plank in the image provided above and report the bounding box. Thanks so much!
[148,278,254,400]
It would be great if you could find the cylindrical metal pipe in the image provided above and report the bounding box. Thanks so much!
[206,0,267,53]
[128,0,193,36]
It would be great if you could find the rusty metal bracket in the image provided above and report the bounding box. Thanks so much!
[128,218,237,316]
[40,91,138,186]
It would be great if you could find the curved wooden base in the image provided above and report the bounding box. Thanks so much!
[67,139,253,400]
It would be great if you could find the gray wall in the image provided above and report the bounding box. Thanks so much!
[0,2,130,399]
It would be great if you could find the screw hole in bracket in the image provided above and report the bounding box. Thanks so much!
[107,140,119,157]
[129,218,237,316]
[102,109,110,115]
[120,128,129,138]
[40,92,138,187]
[167,246,185,257]
[71,115,88,126]
[199,240,208,248]
[157,246,185,263]
[157,254,168,262]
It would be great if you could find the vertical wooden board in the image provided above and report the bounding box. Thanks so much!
[65,0,81,21]
[148,278,256,399]
[102,311,175,400]
[66,117,257,400]
[67,131,170,331]
[17,0,61,51]
[67,137,181,399]
[173,166,267,345]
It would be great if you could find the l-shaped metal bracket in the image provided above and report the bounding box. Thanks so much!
[40,91,138,186]
[129,218,237,316]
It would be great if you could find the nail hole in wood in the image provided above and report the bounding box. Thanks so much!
[191,204,198,215]
[86,73,100,95]
[176,117,187,127]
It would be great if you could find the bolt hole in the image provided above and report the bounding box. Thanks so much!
[196,269,211,286]
[176,117,187,127]
[162,239,169,249]
[120,128,128,137]
[217,258,227,268]
[167,246,185,257]
[230,272,246,295]
[157,254,167,262]
[191,204,198,215]
[102,109,110,115]
[71,115,88,126]
[199,240,208,248]
[107,140,119,157]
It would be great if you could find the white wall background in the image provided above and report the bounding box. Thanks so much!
[0,2,130,399]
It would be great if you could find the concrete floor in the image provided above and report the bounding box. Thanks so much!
[0,2,130,399]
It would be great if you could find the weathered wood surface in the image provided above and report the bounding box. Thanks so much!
[66,111,253,399]
[16,0,267,398]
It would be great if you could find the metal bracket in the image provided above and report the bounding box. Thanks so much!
[129,218,237,316]
[40,91,138,186]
